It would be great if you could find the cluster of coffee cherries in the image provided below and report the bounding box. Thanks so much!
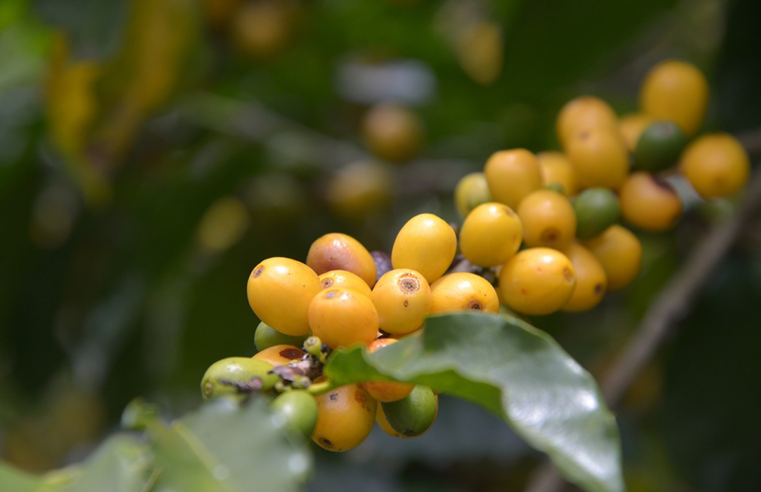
[200,59,751,452]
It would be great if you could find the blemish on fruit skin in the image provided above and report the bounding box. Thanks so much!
[403,300,409,307]
[466,300,483,310]
[252,266,264,278]
[325,291,337,299]
[279,348,305,360]
[322,278,334,288]
[563,267,574,283]
[594,283,604,296]
[318,437,333,449]
[354,390,367,405]
[329,393,338,401]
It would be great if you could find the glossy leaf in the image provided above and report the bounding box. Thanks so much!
[325,312,623,492]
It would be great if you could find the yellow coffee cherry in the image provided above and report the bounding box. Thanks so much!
[430,272,499,314]
[312,382,377,452]
[583,225,642,291]
[326,160,392,220]
[391,213,457,284]
[306,233,377,288]
[498,248,576,316]
[308,288,379,349]
[454,172,492,218]
[560,242,607,312]
[565,127,630,190]
[230,0,296,59]
[679,133,750,199]
[370,269,431,336]
[247,257,321,336]
[640,60,709,137]
[459,202,522,267]
[537,151,578,196]
[619,172,682,231]
[517,190,577,251]
[483,149,543,209]
[361,103,424,163]
[618,113,655,151]
[362,339,414,402]
[319,270,372,298]
[556,96,619,148]
[252,344,305,366]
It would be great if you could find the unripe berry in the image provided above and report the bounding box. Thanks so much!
[561,242,607,312]
[362,339,414,402]
[201,357,278,400]
[619,172,682,231]
[254,321,309,352]
[640,60,708,137]
[306,233,377,288]
[459,202,522,267]
[430,272,499,314]
[517,190,577,251]
[391,213,457,284]
[271,390,319,438]
[582,225,642,291]
[247,257,321,336]
[679,133,750,198]
[618,113,655,151]
[498,248,576,316]
[483,149,543,210]
[573,188,620,240]
[308,288,379,349]
[312,382,377,452]
[634,121,687,172]
[370,269,431,336]
[380,385,438,438]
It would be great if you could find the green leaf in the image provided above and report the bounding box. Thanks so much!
[325,312,624,492]
[150,397,312,492]
[59,434,150,492]
[0,462,79,492]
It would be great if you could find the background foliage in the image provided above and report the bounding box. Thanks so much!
[1,0,760,490]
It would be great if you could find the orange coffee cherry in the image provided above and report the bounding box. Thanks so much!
[430,272,499,314]
[517,190,576,251]
[537,151,578,196]
[561,242,607,312]
[308,288,379,349]
[312,381,376,452]
[306,233,377,288]
[483,149,543,209]
[319,270,372,298]
[583,225,642,291]
[680,133,750,198]
[362,339,414,402]
[565,127,630,190]
[498,248,576,316]
[619,172,682,231]
[556,96,619,148]
[391,213,457,284]
[459,202,522,267]
[371,269,431,336]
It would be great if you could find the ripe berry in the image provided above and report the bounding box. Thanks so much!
[271,390,319,438]
[459,202,522,267]
[498,248,576,316]
[361,103,423,163]
[454,172,492,218]
[370,269,431,336]
[306,233,377,288]
[252,344,305,366]
[619,172,682,231]
[517,189,577,251]
[679,133,750,198]
[391,213,457,284]
[380,385,438,438]
[537,151,578,196]
[312,381,377,452]
[362,339,414,402]
[573,187,621,240]
[319,270,372,297]
[308,288,379,349]
[565,127,630,190]
[582,225,642,291]
[247,257,321,336]
[561,242,607,312]
[556,96,619,148]
[640,60,709,137]
[430,272,500,314]
[634,121,687,172]
[254,321,309,352]
[483,149,543,209]
[201,357,278,400]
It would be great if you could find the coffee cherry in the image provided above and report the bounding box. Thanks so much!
[498,248,576,316]
[561,242,607,312]
[459,202,522,267]
[380,385,437,438]
[565,127,630,190]
[640,60,708,137]
[201,357,278,400]
[271,390,319,438]
[619,172,682,231]
[573,188,620,240]
[618,113,655,151]
[230,0,295,59]
[634,121,687,172]
[517,190,577,251]
[308,288,379,349]
[326,161,392,220]
[556,96,619,148]
[483,149,543,209]
[430,272,499,314]
[319,270,372,297]
[254,321,309,352]
[306,233,377,288]
[370,269,431,336]
[582,225,642,291]
[537,151,578,196]
[252,344,305,366]
[361,103,424,163]
[391,213,457,284]
[247,257,321,336]
[362,339,414,402]
[679,133,750,198]
[454,172,492,218]
[312,382,377,452]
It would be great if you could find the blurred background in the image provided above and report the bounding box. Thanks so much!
[1,0,760,490]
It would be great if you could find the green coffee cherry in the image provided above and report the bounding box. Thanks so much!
[201,357,279,400]
[380,385,437,437]
[573,188,620,240]
[255,322,310,352]
[634,121,687,171]
[271,390,319,438]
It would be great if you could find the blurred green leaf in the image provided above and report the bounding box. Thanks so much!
[59,435,149,492]
[150,397,312,492]
[0,463,48,492]
[325,312,623,492]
